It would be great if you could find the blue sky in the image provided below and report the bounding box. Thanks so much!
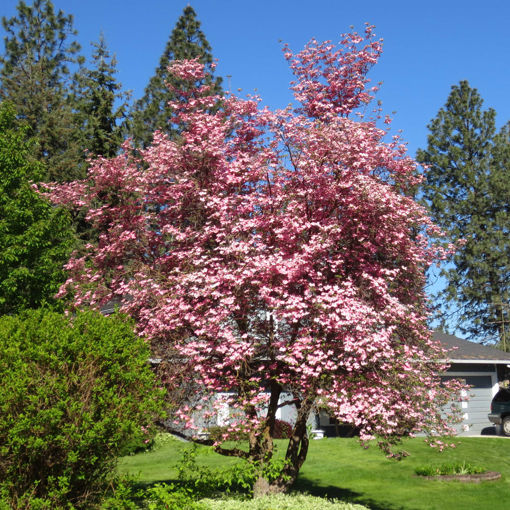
[1,0,509,338]
[1,0,509,159]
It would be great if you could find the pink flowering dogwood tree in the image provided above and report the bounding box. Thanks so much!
[48,26,461,495]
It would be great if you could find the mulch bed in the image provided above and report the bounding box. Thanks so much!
[419,471,501,483]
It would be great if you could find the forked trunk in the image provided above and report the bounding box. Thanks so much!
[252,387,316,497]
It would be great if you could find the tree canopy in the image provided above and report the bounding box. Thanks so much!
[417,81,510,347]
[75,33,130,159]
[48,26,461,495]
[128,5,222,148]
[0,0,86,181]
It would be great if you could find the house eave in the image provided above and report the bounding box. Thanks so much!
[442,358,510,365]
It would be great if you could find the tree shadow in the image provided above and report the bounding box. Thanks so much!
[293,477,413,510]
[129,474,417,510]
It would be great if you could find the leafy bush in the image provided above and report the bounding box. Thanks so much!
[415,461,486,476]
[144,483,206,510]
[0,309,166,509]
[100,478,140,510]
[174,443,290,498]
[118,426,157,456]
[176,444,254,497]
[200,493,369,509]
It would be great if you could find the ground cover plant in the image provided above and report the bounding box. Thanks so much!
[201,494,368,510]
[0,309,165,509]
[118,435,510,510]
[48,24,463,495]
[415,461,486,476]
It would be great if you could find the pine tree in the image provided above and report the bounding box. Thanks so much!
[128,5,222,148]
[0,0,86,181]
[417,81,510,345]
[76,34,130,158]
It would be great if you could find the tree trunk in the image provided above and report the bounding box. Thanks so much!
[252,386,317,497]
[253,476,285,497]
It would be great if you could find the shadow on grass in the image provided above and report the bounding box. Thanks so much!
[293,477,412,510]
[130,478,181,492]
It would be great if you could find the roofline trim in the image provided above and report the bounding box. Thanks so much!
[442,359,510,365]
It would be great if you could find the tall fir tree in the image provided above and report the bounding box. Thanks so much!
[0,0,86,181]
[417,80,510,347]
[128,5,222,148]
[75,33,130,159]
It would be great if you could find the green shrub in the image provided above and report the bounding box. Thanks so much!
[174,444,292,499]
[175,443,253,497]
[415,461,486,476]
[100,478,140,510]
[144,483,206,510]
[200,493,369,509]
[0,309,166,509]
[118,427,157,456]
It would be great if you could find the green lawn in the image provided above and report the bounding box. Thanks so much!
[118,435,510,510]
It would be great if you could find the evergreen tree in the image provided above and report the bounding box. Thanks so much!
[128,5,222,148]
[0,102,75,315]
[76,34,130,159]
[0,0,86,181]
[417,80,510,345]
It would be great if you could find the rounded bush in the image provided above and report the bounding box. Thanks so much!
[0,309,165,509]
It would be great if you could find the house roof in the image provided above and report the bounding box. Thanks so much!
[433,331,510,364]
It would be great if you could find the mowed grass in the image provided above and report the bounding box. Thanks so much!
[118,435,510,510]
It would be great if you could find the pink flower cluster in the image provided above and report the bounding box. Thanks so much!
[47,27,460,449]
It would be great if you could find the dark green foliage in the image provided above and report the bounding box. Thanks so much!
[76,34,130,159]
[142,483,206,510]
[128,6,222,148]
[0,309,166,509]
[0,0,86,181]
[101,478,206,510]
[0,102,75,315]
[417,81,510,345]
[118,429,156,457]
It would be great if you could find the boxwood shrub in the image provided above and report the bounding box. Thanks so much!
[0,309,165,509]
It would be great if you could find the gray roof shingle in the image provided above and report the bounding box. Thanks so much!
[433,331,510,363]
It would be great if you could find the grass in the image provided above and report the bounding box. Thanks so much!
[118,434,510,510]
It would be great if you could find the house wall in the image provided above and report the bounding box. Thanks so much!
[187,362,504,438]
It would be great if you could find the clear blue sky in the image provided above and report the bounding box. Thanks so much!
[1,0,509,338]
[1,0,509,159]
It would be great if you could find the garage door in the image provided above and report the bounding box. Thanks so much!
[442,375,495,435]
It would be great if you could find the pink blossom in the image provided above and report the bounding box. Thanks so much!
[45,27,461,483]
